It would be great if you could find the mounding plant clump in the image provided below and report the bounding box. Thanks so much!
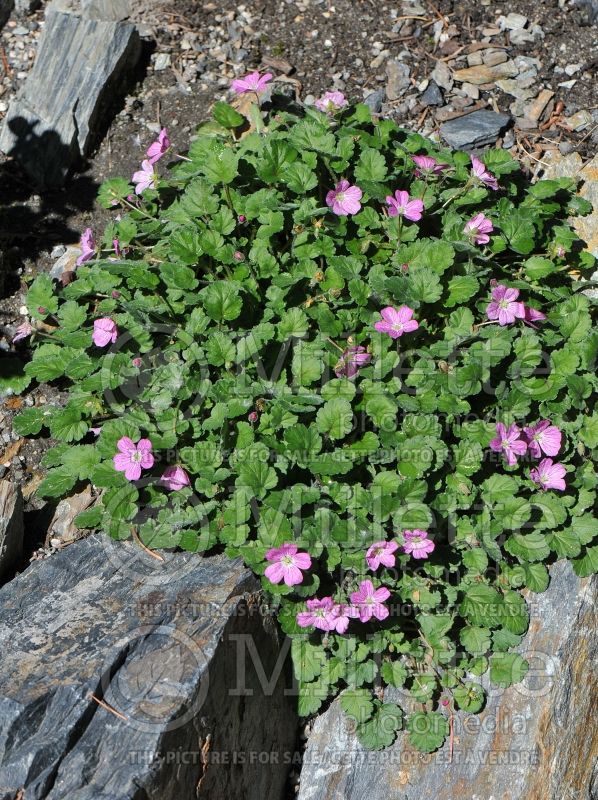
[14,76,598,753]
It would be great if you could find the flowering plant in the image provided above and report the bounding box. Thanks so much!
[15,81,597,753]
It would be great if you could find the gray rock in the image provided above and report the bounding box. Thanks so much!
[0,5,141,187]
[14,0,42,13]
[0,481,23,584]
[440,109,512,150]
[364,89,385,114]
[420,80,443,107]
[50,244,67,259]
[153,52,171,71]
[431,59,453,92]
[0,0,13,29]
[297,560,598,800]
[385,60,410,101]
[0,535,297,799]
[81,0,131,20]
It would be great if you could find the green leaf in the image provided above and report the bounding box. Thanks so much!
[60,445,102,479]
[459,585,504,628]
[445,275,479,307]
[453,683,485,713]
[354,148,387,182]
[13,406,48,436]
[572,546,598,577]
[380,660,408,687]
[212,100,245,128]
[201,282,242,321]
[356,702,402,750]
[236,458,278,498]
[524,256,556,280]
[316,398,353,440]
[278,308,309,340]
[407,712,449,753]
[489,653,529,688]
[505,531,551,562]
[340,688,374,724]
[26,274,58,321]
[38,468,77,498]
[49,406,89,443]
[97,177,132,208]
[200,146,238,184]
[75,504,103,528]
[460,626,491,655]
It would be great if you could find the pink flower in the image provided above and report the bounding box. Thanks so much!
[231,70,273,94]
[112,239,129,259]
[486,284,526,326]
[386,190,424,222]
[12,321,33,343]
[374,306,419,339]
[132,160,157,194]
[330,602,360,633]
[334,345,372,379]
[248,411,259,424]
[92,318,118,347]
[113,436,154,481]
[470,155,499,190]
[489,422,528,466]
[90,427,102,436]
[412,155,448,176]
[76,227,95,266]
[132,357,143,368]
[366,540,399,570]
[523,420,562,459]
[314,91,347,113]
[296,597,337,631]
[523,306,546,328]
[238,214,246,223]
[160,465,191,491]
[530,458,567,491]
[464,212,493,245]
[326,179,363,216]
[350,580,391,622]
[402,529,435,559]
[147,128,170,164]
[264,543,312,586]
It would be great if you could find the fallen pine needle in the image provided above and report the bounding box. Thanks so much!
[131,525,165,561]
[89,694,128,721]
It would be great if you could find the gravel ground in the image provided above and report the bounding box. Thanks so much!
[0,0,597,538]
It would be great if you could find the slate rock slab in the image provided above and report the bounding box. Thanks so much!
[0,0,13,29]
[0,535,297,799]
[0,481,23,583]
[297,560,598,800]
[440,109,512,150]
[0,3,140,187]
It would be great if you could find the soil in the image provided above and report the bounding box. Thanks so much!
[0,0,597,536]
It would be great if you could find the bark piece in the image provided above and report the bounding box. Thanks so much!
[0,481,23,583]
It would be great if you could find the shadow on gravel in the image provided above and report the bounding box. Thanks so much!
[0,119,99,297]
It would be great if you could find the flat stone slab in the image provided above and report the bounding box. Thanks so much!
[0,3,140,187]
[440,109,512,150]
[0,535,297,799]
[297,560,597,800]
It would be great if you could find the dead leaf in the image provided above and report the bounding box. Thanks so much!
[3,397,23,411]
[22,472,44,500]
[0,438,24,466]
[261,55,294,75]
